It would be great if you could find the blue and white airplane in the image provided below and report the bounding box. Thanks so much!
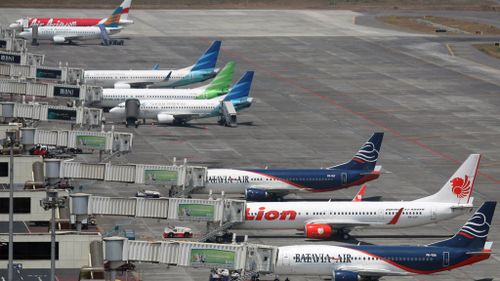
[204,133,384,200]
[84,41,221,88]
[109,71,254,125]
[274,201,495,280]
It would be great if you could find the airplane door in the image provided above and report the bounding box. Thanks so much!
[443,252,450,267]
[431,207,437,221]
[282,251,293,273]
[341,173,348,185]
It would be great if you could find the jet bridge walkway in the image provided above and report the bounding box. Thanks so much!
[71,194,245,243]
[103,237,277,277]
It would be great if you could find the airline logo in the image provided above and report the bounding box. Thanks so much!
[245,207,297,221]
[30,18,78,26]
[458,212,490,239]
[293,253,353,264]
[353,141,379,163]
[207,175,250,184]
[450,175,471,198]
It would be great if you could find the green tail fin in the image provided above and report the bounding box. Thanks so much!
[196,61,235,99]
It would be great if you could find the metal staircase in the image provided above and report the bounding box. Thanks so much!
[198,221,237,242]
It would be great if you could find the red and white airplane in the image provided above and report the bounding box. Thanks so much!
[9,0,133,29]
[236,154,480,240]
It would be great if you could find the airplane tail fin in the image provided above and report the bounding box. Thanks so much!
[197,61,235,99]
[190,41,221,72]
[118,0,132,22]
[329,132,384,171]
[429,201,496,249]
[101,2,124,28]
[414,154,480,204]
[99,0,132,26]
[222,71,254,102]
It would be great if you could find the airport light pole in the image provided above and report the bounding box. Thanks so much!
[40,190,65,281]
[6,130,16,281]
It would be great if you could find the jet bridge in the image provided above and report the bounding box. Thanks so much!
[70,194,245,224]
[19,127,133,153]
[0,79,102,104]
[102,237,277,276]
[45,158,207,190]
[0,28,29,53]
[0,101,103,126]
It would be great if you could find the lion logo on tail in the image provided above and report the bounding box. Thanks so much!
[450,175,471,198]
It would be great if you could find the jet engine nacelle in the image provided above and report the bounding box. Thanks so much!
[114,83,131,89]
[305,223,332,239]
[52,36,66,43]
[332,270,360,281]
[157,113,175,124]
[245,188,272,201]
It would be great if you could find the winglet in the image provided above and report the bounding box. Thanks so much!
[152,63,160,70]
[388,208,404,225]
[352,184,366,202]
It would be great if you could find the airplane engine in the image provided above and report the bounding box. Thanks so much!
[245,188,272,201]
[157,113,175,124]
[114,83,131,89]
[305,223,332,239]
[52,36,66,43]
[332,270,361,281]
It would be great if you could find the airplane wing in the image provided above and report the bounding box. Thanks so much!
[337,266,413,277]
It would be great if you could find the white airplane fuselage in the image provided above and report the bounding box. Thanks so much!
[238,201,471,230]
[18,26,119,42]
[100,87,206,108]
[84,69,191,88]
[110,98,221,120]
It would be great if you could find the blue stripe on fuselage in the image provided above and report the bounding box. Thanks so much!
[246,169,376,192]
[345,245,478,274]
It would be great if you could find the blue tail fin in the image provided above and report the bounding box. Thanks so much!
[190,41,221,72]
[223,71,254,101]
[430,201,496,249]
[330,132,384,171]
[152,63,160,70]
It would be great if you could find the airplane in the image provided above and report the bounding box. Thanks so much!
[84,41,222,89]
[17,10,123,44]
[202,132,384,201]
[234,154,480,240]
[98,61,235,108]
[273,201,496,280]
[9,0,133,29]
[109,71,254,125]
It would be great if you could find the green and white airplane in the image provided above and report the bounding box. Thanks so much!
[98,61,235,108]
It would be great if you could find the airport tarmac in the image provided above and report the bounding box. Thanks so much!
[1,9,500,281]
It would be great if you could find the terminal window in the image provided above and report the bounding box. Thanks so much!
[0,242,59,260]
[0,162,8,177]
[0,198,31,213]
